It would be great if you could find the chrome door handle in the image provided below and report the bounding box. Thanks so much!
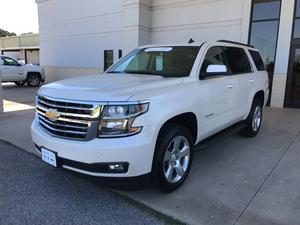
[227,83,234,89]
[249,79,254,83]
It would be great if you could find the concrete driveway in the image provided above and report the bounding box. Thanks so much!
[1,83,300,225]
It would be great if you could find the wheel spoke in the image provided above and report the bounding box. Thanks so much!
[164,151,172,162]
[252,106,262,132]
[165,165,174,181]
[173,137,181,151]
[252,118,256,130]
[177,145,189,159]
[175,164,185,177]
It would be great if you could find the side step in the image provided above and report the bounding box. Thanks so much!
[195,121,246,151]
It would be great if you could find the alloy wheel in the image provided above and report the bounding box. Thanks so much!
[252,106,262,132]
[163,136,191,183]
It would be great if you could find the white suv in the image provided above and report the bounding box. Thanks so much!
[31,40,269,192]
[0,55,45,87]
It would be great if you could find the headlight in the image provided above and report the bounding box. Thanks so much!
[98,102,149,137]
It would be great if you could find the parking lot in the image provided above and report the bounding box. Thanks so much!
[1,83,300,225]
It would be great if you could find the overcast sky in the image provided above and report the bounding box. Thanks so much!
[0,0,38,35]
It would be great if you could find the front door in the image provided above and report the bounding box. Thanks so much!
[285,45,300,108]
[0,56,22,82]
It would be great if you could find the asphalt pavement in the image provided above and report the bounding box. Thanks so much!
[0,140,183,225]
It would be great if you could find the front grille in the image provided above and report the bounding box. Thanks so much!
[36,95,102,141]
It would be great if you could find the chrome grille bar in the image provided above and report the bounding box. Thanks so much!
[38,98,94,111]
[36,95,102,141]
[36,107,90,125]
[38,115,88,131]
[39,120,87,135]
[36,104,98,119]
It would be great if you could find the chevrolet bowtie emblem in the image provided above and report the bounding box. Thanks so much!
[45,109,60,121]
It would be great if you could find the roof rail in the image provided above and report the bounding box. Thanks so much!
[217,40,255,48]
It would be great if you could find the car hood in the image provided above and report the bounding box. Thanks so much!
[38,73,184,102]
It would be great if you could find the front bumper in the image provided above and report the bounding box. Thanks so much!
[31,118,158,177]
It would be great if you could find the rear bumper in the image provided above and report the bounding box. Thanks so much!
[31,118,158,177]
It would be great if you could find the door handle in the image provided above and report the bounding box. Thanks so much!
[249,79,254,84]
[227,83,234,89]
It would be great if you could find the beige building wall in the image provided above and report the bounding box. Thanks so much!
[0,34,39,49]
[37,0,253,83]
[44,67,102,83]
[0,34,40,65]
[150,0,251,44]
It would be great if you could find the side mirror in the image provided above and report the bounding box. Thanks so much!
[18,60,25,66]
[200,64,227,79]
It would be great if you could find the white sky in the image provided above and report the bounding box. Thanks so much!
[0,0,38,35]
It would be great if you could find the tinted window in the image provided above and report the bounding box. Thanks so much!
[294,19,300,38]
[296,0,300,17]
[252,0,280,21]
[118,49,123,59]
[200,46,226,75]
[104,50,114,71]
[223,47,252,74]
[249,50,266,71]
[294,1,300,40]
[250,20,278,71]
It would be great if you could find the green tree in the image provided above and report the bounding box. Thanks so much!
[0,28,16,37]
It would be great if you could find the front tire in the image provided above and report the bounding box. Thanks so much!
[152,123,194,192]
[241,99,263,137]
[27,73,41,87]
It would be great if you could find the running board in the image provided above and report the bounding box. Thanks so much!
[195,121,246,151]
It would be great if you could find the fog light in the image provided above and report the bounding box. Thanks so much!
[109,164,125,171]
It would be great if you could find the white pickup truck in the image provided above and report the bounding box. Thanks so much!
[0,55,45,87]
[31,40,269,192]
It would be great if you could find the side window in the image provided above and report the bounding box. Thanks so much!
[223,47,252,74]
[118,49,123,59]
[2,56,18,66]
[249,50,266,71]
[104,50,114,71]
[200,46,226,76]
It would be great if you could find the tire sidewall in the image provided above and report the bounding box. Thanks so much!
[152,123,194,192]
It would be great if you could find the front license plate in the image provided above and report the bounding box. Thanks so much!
[41,148,57,167]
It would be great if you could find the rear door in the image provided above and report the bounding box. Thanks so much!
[222,47,254,120]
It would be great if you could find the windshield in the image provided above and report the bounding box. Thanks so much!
[107,46,200,77]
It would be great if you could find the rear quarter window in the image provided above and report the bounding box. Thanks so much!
[249,50,266,71]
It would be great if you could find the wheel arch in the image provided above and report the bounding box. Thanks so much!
[26,71,42,80]
[156,112,198,145]
[253,90,265,107]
